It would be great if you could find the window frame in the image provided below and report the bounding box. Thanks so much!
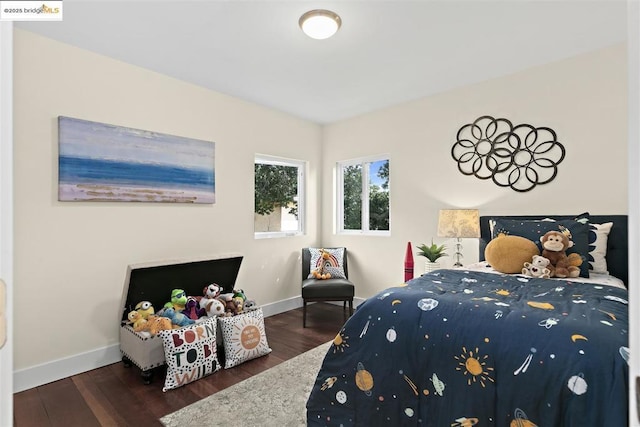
[254,154,306,239]
[336,154,390,236]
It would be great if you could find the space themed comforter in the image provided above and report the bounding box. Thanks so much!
[306,269,629,427]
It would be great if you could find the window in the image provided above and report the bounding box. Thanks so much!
[254,154,305,238]
[337,155,390,235]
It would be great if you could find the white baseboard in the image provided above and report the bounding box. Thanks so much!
[13,296,367,393]
[13,343,123,393]
[13,296,312,393]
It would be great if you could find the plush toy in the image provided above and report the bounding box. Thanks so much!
[232,295,245,313]
[135,300,155,319]
[485,234,540,274]
[522,255,552,279]
[161,307,196,327]
[310,248,333,280]
[203,283,222,299]
[244,299,257,310]
[161,307,195,327]
[164,289,188,312]
[233,289,247,301]
[221,298,240,316]
[127,310,148,332]
[183,296,207,320]
[199,283,226,317]
[140,315,173,335]
[540,230,582,278]
[231,289,248,313]
[217,291,235,304]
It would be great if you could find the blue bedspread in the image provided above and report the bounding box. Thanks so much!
[306,269,629,426]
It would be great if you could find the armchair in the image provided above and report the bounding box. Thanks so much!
[301,247,355,328]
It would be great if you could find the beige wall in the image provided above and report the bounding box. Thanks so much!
[12,29,628,380]
[13,30,322,370]
[321,43,628,299]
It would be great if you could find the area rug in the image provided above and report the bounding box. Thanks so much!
[160,340,332,427]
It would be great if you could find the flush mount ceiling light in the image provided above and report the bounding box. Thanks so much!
[299,9,342,40]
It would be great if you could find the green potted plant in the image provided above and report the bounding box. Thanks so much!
[416,240,448,273]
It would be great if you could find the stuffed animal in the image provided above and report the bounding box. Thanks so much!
[135,300,155,319]
[232,296,244,313]
[200,283,227,317]
[231,289,248,313]
[540,230,582,278]
[203,283,222,299]
[140,315,173,335]
[244,299,257,310]
[127,310,148,332]
[485,234,540,274]
[221,298,240,316]
[183,296,207,320]
[164,289,188,312]
[310,248,332,279]
[161,307,195,327]
[233,289,247,301]
[217,291,235,304]
[522,255,552,279]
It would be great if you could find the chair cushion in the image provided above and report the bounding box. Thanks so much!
[302,278,354,299]
[308,248,347,279]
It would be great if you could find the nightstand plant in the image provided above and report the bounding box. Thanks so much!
[416,241,448,273]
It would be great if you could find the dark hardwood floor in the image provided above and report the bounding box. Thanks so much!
[13,303,347,427]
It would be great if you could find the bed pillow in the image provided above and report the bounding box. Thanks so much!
[489,218,590,278]
[588,222,613,274]
[308,247,347,279]
[485,234,540,274]
[159,316,220,392]
[219,308,272,369]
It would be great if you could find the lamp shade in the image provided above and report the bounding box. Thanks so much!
[299,9,342,40]
[437,209,480,238]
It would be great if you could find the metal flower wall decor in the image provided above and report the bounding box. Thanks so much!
[451,115,565,192]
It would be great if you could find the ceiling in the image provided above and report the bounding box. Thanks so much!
[16,0,628,124]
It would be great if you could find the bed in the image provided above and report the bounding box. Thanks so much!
[306,214,629,426]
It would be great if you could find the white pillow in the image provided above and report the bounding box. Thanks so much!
[219,308,271,369]
[159,316,220,391]
[588,222,613,274]
[308,247,347,279]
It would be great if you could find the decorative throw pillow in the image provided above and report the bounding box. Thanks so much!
[489,218,590,278]
[308,247,346,279]
[484,234,540,274]
[159,316,220,392]
[219,308,272,369]
[588,222,613,274]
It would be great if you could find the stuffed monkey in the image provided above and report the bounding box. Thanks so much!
[540,230,581,278]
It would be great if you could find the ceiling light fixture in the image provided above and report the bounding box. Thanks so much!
[299,9,342,40]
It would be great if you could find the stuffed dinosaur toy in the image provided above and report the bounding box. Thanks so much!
[161,307,195,327]
[183,296,207,320]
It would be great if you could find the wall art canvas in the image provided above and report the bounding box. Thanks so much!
[58,116,215,203]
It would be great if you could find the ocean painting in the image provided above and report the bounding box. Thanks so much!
[58,116,215,203]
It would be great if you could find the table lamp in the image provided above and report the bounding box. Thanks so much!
[437,209,480,267]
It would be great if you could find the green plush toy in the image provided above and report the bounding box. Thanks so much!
[164,288,187,312]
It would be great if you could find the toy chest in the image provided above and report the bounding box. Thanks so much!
[119,254,243,384]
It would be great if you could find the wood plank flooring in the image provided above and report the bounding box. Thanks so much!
[13,303,346,427]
